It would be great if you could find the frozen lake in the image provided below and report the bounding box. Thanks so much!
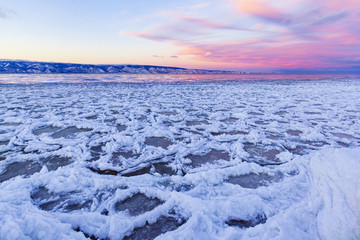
[0,74,360,239]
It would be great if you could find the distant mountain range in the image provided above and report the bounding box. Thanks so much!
[0,60,238,74]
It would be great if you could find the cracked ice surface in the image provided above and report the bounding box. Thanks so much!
[0,75,360,239]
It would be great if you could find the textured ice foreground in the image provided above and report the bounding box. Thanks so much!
[0,76,360,239]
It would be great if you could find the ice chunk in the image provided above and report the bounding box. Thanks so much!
[114,193,164,216]
[185,120,209,126]
[226,172,283,189]
[31,187,92,212]
[124,216,185,240]
[51,126,91,139]
[186,149,230,168]
[0,161,42,183]
[33,126,61,135]
[226,214,267,228]
[144,137,173,149]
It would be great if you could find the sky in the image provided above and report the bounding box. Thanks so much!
[1,0,360,73]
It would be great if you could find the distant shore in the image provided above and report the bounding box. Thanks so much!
[0,60,242,74]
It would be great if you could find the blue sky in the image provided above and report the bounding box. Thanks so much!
[1,0,360,72]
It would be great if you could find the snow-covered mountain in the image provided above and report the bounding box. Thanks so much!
[0,60,237,74]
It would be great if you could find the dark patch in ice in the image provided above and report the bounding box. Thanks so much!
[196,113,209,118]
[0,140,9,146]
[145,137,173,149]
[284,145,306,155]
[0,161,42,183]
[220,117,238,123]
[89,144,106,162]
[158,180,194,191]
[211,131,248,136]
[137,115,147,121]
[258,162,285,166]
[33,126,61,136]
[248,112,264,116]
[186,149,230,168]
[226,172,282,189]
[158,111,177,116]
[162,121,173,127]
[63,199,93,212]
[31,187,67,211]
[287,130,302,137]
[74,227,106,240]
[104,118,116,124]
[331,132,355,139]
[226,214,267,228]
[101,209,109,216]
[216,109,230,112]
[153,162,177,176]
[283,105,296,109]
[266,134,281,140]
[43,156,72,171]
[0,122,21,127]
[123,216,186,240]
[114,193,164,216]
[185,120,209,126]
[274,111,287,116]
[89,162,166,177]
[304,111,320,115]
[116,124,127,132]
[244,143,281,163]
[110,151,140,166]
[31,187,93,212]
[122,165,151,177]
[113,151,140,159]
[37,200,65,212]
[31,187,54,201]
[186,109,197,113]
[88,167,119,176]
[85,115,98,120]
[174,184,193,192]
[337,141,350,147]
[187,130,203,135]
[51,126,92,139]
[0,155,70,182]
[254,120,269,125]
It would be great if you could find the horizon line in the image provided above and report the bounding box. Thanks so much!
[1,59,360,74]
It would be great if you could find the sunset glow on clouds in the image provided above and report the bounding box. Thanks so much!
[126,0,360,72]
[1,0,360,72]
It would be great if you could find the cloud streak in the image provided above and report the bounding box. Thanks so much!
[180,16,252,31]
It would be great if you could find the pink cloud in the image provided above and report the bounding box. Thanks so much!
[125,0,360,71]
[235,0,289,23]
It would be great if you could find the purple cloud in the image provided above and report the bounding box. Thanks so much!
[125,0,360,71]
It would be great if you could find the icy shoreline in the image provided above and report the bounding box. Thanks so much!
[0,78,359,239]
